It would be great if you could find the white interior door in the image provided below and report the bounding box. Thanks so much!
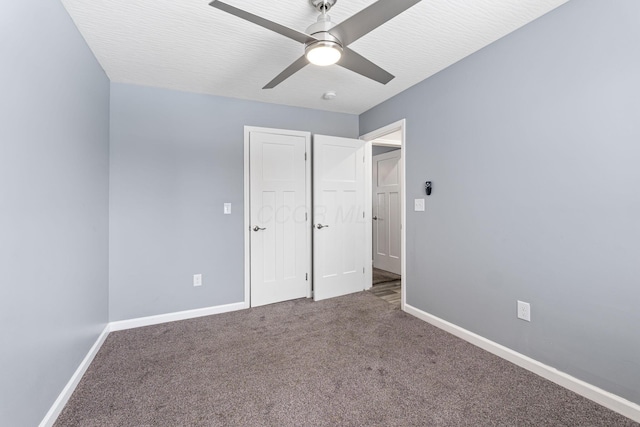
[249,130,310,306]
[373,150,402,275]
[313,134,366,301]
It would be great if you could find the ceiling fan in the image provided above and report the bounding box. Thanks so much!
[209,0,422,89]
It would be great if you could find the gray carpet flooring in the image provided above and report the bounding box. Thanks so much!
[55,292,637,426]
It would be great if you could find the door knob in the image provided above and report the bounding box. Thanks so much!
[316,224,329,229]
[252,226,266,232]
[373,216,378,220]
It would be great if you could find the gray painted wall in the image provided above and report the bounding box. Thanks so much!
[361,0,640,405]
[109,83,358,321]
[0,3,110,426]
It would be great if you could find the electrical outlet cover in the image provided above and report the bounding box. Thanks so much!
[193,274,202,287]
[517,300,531,321]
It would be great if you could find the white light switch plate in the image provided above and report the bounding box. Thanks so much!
[414,198,425,211]
[224,203,231,214]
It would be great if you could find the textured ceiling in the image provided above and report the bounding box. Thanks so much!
[61,0,569,114]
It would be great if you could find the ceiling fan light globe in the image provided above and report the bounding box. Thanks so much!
[305,42,342,66]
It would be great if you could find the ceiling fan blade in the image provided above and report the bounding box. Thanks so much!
[209,1,316,45]
[338,48,394,85]
[330,0,421,46]
[263,55,309,89]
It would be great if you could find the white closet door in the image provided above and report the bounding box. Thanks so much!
[250,130,309,306]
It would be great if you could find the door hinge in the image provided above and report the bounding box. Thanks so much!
[363,211,365,218]
[305,152,307,161]
[363,267,365,274]
[306,273,308,281]
[363,156,365,163]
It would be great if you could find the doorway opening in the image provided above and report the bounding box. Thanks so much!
[361,120,406,311]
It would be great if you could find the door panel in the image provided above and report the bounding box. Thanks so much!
[373,150,401,274]
[375,193,388,257]
[250,130,309,306]
[389,191,401,260]
[314,135,366,301]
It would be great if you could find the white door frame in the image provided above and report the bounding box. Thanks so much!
[361,119,406,311]
[243,126,313,308]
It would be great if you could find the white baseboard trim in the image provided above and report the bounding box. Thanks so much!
[404,303,640,423]
[39,325,110,427]
[109,301,246,332]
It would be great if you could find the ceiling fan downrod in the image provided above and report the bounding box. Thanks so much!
[310,0,337,14]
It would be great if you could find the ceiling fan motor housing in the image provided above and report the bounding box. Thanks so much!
[305,12,343,53]
[306,12,337,36]
[304,13,343,65]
